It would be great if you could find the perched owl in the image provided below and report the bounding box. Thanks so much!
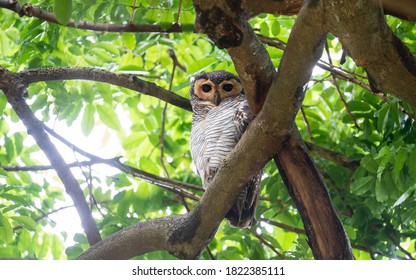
[189,70,262,228]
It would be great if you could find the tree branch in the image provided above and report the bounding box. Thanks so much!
[0,0,187,33]
[41,125,203,195]
[304,142,360,170]
[18,67,192,111]
[0,66,101,245]
[13,205,74,231]
[1,158,202,201]
[192,0,354,260]
[326,0,416,110]
[242,0,416,22]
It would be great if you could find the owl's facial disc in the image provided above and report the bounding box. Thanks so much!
[217,79,242,100]
[194,78,243,105]
[194,79,216,103]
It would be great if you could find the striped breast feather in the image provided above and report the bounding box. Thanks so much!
[202,95,252,187]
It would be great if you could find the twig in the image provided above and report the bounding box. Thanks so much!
[160,101,170,178]
[175,0,183,25]
[247,228,283,258]
[129,0,138,25]
[260,218,305,235]
[304,141,360,170]
[12,205,74,231]
[159,49,187,178]
[42,125,203,195]
[2,157,202,201]
[300,106,313,143]
[260,218,400,258]
[324,42,360,130]
[388,233,415,260]
[259,34,416,122]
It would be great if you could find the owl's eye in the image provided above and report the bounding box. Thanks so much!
[222,84,234,92]
[201,84,212,93]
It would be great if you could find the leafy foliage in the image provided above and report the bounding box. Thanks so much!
[0,0,415,259]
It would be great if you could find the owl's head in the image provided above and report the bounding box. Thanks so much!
[189,70,243,106]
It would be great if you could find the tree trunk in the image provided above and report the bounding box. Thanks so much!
[275,133,353,259]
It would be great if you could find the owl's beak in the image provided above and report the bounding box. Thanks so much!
[214,91,221,105]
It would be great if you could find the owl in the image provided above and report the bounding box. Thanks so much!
[189,70,262,228]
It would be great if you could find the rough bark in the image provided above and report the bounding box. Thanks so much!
[242,0,416,22]
[325,0,416,108]
[2,0,416,260]
[193,0,354,260]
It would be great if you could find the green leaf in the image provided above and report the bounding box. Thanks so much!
[392,148,407,183]
[92,48,113,62]
[0,95,6,115]
[361,155,378,174]
[376,146,392,180]
[1,193,30,206]
[350,176,374,195]
[260,22,269,36]
[271,20,280,36]
[4,136,14,162]
[408,147,416,180]
[81,103,95,136]
[96,104,121,131]
[37,234,50,259]
[51,235,65,259]
[65,245,83,259]
[393,188,413,208]
[344,225,357,240]
[31,94,48,111]
[13,133,24,155]
[375,177,389,202]
[377,103,390,132]
[11,216,37,231]
[0,168,7,178]
[54,0,73,25]
[0,214,13,244]
[123,33,136,50]
[348,100,372,112]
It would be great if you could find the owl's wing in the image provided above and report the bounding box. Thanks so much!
[233,96,253,142]
[190,118,208,187]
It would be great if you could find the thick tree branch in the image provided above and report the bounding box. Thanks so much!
[19,67,192,111]
[1,0,414,39]
[326,0,416,110]
[0,66,101,245]
[78,213,196,259]
[242,0,416,22]
[193,1,276,115]
[192,0,354,260]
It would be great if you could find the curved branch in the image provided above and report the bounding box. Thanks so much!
[0,66,101,245]
[78,213,197,259]
[19,67,192,111]
[327,0,416,110]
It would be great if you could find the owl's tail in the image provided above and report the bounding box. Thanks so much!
[225,173,262,228]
